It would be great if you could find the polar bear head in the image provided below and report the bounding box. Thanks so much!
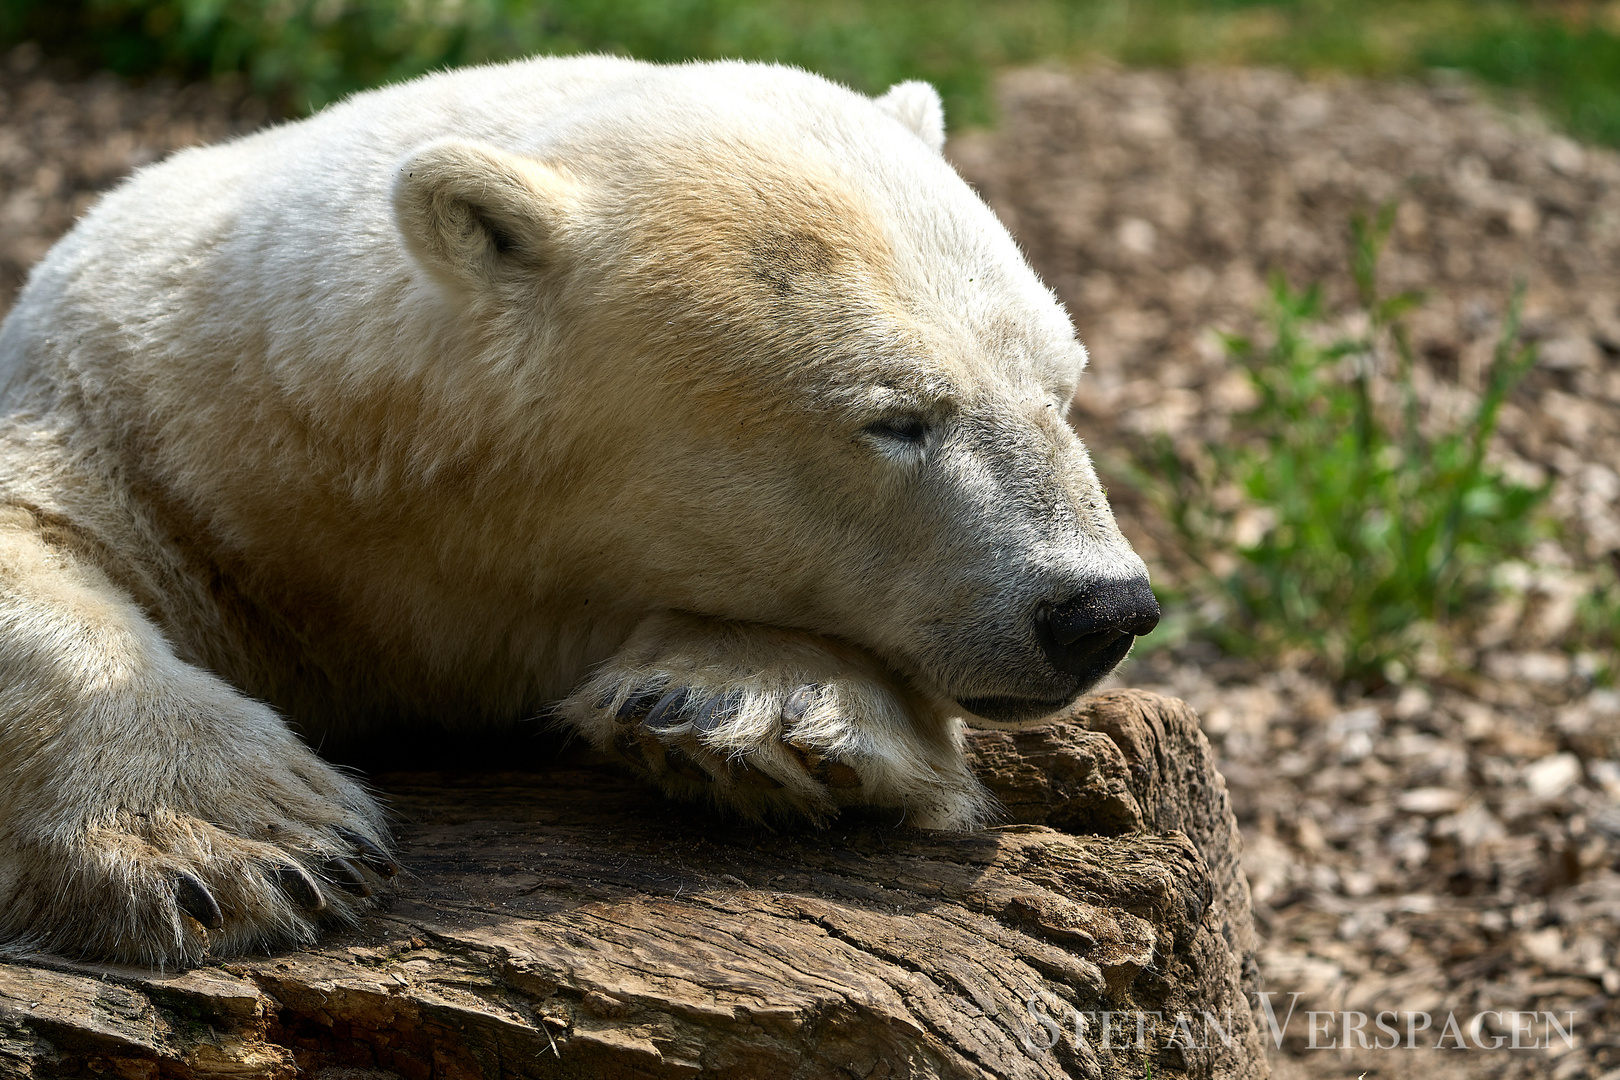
[388,66,1158,726]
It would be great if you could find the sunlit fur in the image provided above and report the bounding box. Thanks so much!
[0,57,1148,963]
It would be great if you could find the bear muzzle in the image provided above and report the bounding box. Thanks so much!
[1035,573,1161,675]
[954,574,1160,724]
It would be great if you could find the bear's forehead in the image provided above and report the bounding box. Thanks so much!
[585,136,1077,394]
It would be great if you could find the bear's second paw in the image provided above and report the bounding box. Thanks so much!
[560,618,992,830]
[0,738,397,967]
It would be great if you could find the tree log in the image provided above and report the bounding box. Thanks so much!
[0,690,1266,1079]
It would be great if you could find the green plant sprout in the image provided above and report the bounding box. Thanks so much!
[1138,205,1546,684]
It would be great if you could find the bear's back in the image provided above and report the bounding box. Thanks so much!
[0,55,948,413]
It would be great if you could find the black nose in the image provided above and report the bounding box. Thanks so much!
[1036,575,1161,681]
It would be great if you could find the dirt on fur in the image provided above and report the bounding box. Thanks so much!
[1,46,1617,1080]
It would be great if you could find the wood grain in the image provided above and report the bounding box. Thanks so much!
[0,690,1265,1079]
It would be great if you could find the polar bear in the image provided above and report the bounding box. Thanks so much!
[0,57,1159,964]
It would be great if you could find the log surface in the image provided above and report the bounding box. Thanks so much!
[0,690,1265,1079]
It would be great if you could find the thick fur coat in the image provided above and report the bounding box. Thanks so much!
[0,57,1157,964]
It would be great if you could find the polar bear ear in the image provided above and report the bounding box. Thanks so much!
[874,80,946,154]
[393,139,577,289]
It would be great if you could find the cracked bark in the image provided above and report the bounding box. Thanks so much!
[0,690,1266,1079]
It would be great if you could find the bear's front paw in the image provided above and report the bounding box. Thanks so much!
[560,616,992,829]
[0,736,395,967]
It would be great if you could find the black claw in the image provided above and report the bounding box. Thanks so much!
[644,688,690,730]
[782,685,818,723]
[663,745,714,783]
[614,687,663,723]
[324,856,373,898]
[173,872,224,930]
[272,864,327,912]
[783,739,818,771]
[734,759,786,789]
[693,691,741,733]
[614,728,649,767]
[815,760,863,789]
[335,826,399,878]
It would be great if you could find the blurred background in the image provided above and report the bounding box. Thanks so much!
[2,3,1619,1078]
[1,0,1619,138]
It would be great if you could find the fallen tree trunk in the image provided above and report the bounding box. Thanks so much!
[0,690,1266,1079]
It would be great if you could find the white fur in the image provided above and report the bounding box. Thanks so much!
[875,80,947,153]
[0,57,1149,963]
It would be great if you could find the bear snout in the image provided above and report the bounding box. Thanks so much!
[949,575,1159,726]
[1034,575,1161,683]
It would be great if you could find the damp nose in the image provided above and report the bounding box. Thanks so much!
[1035,575,1161,679]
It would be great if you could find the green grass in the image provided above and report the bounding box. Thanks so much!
[1131,208,1552,684]
[1580,578,1620,672]
[0,0,1092,120]
[3,0,1620,143]
[1423,14,1620,147]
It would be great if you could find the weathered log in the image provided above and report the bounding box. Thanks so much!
[0,690,1265,1079]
